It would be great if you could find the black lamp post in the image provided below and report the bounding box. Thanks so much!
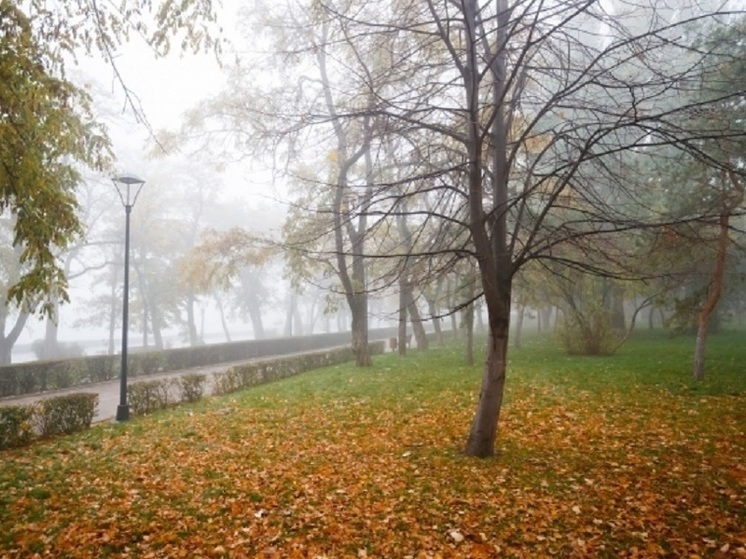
[113,173,146,422]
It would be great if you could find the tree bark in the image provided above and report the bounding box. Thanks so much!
[185,293,200,346]
[398,282,407,355]
[462,0,512,457]
[0,311,29,365]
[693,213,730,380]
[427,299,444,345]
[513,304,525,349]
[216,295,232,342]
[465,317,509,457]
[350,295,371,366]
[42,301,60,359]
[405,285,428,350]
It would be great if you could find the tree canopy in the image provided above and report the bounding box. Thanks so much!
[0,0,222,315]
[0,2,110,315]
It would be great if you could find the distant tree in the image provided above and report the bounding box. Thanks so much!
[642,17,746,379]
[179,226,275,339]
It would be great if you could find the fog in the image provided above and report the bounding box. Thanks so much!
[4,0,745,367]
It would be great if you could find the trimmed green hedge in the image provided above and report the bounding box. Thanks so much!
[0,392,98,450]
[35,393,98,438]
[0,340,386,445]
[0,405,34,449]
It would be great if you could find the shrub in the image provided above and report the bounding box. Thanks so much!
[557,307,620,356]
[178,373,207,403]
[35,393,99,438]
[128,379,174,416]
[0,405,34,450]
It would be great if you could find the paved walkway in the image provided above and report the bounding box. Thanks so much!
[0,358,262,423]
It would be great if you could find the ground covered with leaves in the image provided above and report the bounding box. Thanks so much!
[1,331,744,558]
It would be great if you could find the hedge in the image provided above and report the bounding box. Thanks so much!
[0,392,98,450]
[35,393,99,438]
[0,328,400,398]
[0,338,387,445]
[128,341,386,417]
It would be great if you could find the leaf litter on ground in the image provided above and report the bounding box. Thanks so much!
[0,333,744,558]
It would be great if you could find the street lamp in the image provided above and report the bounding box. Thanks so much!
[112,173,146,422]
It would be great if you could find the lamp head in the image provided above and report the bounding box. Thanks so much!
[113,174,146,186]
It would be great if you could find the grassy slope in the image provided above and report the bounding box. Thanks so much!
[0,329,744,558]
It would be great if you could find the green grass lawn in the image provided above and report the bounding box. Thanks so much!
[0,329,744,558]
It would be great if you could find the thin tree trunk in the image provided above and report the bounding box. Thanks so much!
[0,312,29,366]
[476,300,485,332]
[398,282,407,355]
[464,301,475,366]
[152,305,164,350]
[216,295,232,342]
[425,278,445,345]
[107,266,118,355]
[43,301,60,359]
[463,0,512,457]
[284,292,296,337]
[462,270,476,365]
[185,293,201,346]
[428,300,444,345]
[513,304,525,349]
[406,288,428,350]
[693,213,730,381]
[351,296,371,366]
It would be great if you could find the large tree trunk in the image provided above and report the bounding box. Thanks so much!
[462,0,512,457]
[465,313,509,457]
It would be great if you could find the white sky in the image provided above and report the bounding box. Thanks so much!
[14,9,288,356]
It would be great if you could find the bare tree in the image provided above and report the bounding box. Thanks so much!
[175,0,745,457]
